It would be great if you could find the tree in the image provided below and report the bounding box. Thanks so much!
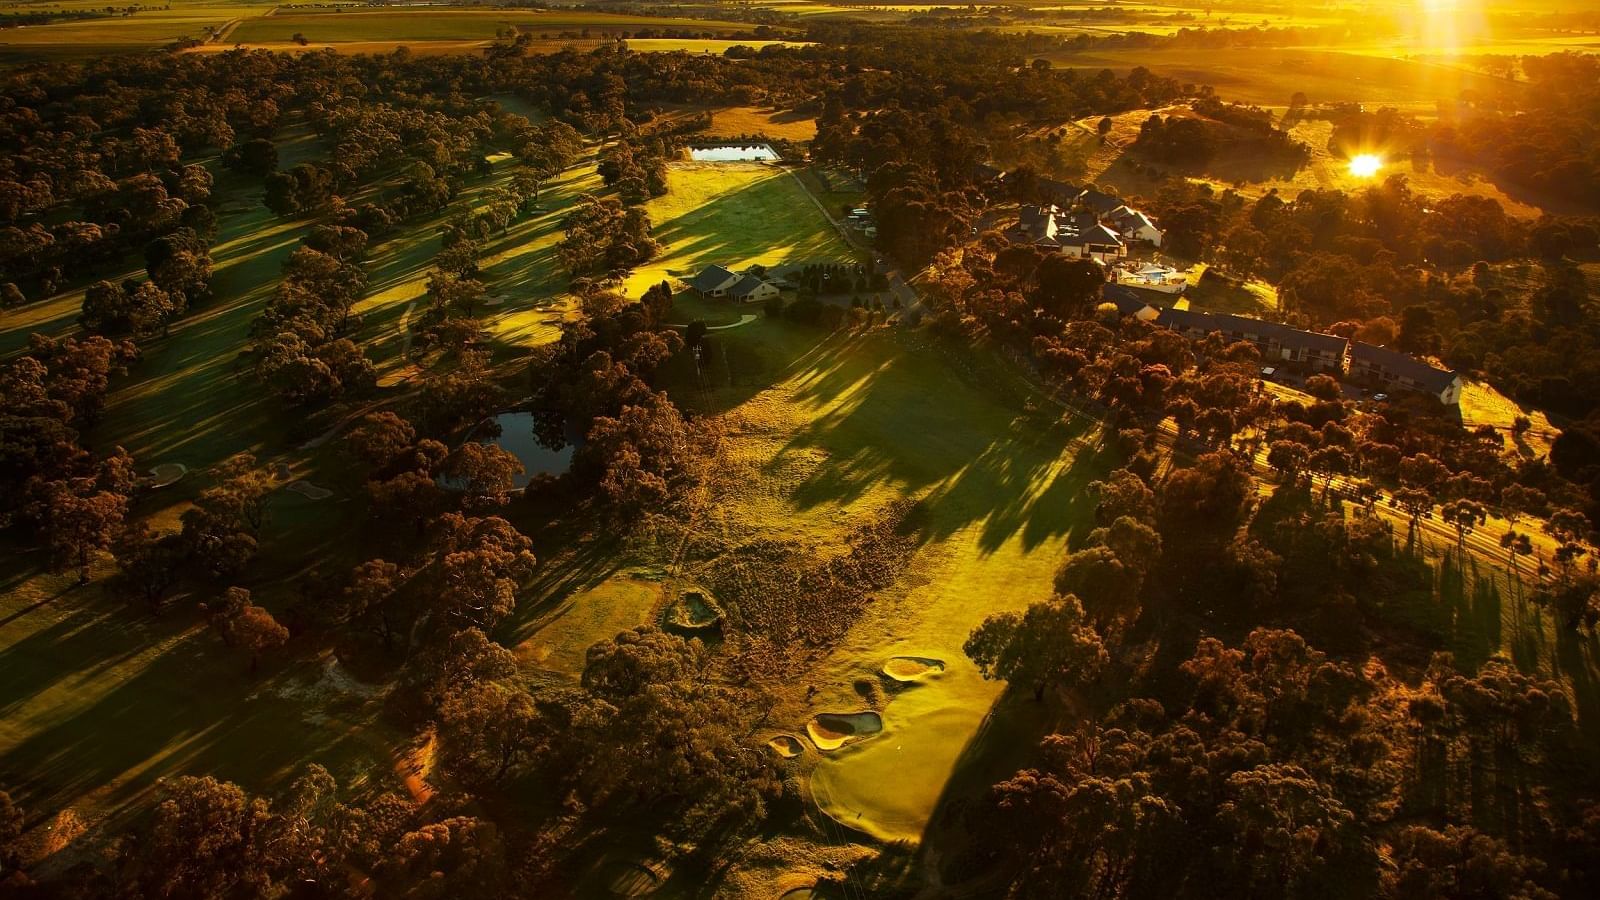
[436,681,546,788]
[965,595,1108,702]
[1214,764,1378,898]
[0,789,21,877]
[430,514,537,632]
[41,481,127,584]
[341,559,407,650]
[379,816,508,899]
[127,776,274,899]
[1387,825,1556,900]
[441,441,523,511]
[113,520,186,613]
[206,587,289,672]
[348,411,419,474]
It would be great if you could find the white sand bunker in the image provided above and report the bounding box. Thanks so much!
[146,463,187,488]
[882,656,946,682]
[285,480,333,500]
[768,734,805,758]
[807,711,883,752]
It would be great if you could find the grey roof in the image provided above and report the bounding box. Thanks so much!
[689,264,737,293]
[1017,204,1055,235]
[1079,224,1125,247]
[1350,341,1459,394]
[1077,188,1122,214]
[1101,283,1163,316]
[728,273,771,298]
[1157,307,1350,356]
[1039,178,1081,205]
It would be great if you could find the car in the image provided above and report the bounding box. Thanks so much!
[1372,393,1389,402]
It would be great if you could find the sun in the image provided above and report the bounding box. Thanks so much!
[1348,154,1383,178]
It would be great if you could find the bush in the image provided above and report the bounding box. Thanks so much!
[764,295,784,318]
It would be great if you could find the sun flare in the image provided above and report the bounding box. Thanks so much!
[1348,154,1383,178]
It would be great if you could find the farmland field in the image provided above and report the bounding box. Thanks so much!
[230,9,757,44]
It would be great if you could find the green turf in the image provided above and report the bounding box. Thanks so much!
[658,315,1112,842]
[622,162,862,299]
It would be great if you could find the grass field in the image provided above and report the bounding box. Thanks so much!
[621,162,861,298]
[645,306,1113,841]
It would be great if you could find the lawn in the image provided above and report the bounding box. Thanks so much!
[352,153,603,380]
[622,162,861,298]
[648,313,1111,843]
[0,557,398,864]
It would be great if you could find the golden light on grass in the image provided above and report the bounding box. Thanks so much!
[1348,154,1383,178]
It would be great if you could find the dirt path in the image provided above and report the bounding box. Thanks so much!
[667,314,758,331]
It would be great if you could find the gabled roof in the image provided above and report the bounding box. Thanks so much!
[1078,224,1125,247]
[1017,204,1057,235]
[1157,307,1350,356]
[689,264,738,293]
[728,273,771,298]
[1077,188,1122,213]
[1101,283,1163,316]
[1109,205,1158,232]
[1350,342,1460,394]
[1039,178,1081,204]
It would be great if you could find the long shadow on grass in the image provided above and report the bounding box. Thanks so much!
[648,171,855,272]
[770,333,1107,553]
[0,597,384,824]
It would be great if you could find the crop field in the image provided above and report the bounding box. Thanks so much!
[621,162,861,298]
[1042,46,1521,113]
[231,9,757,44]
[1038,101,1551,216]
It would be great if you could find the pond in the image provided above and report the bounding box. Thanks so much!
[689,143,779,162]
[468,411,574,487]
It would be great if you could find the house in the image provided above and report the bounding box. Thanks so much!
[1100,284,1163,322]
[728,273,780,304]
[689,264,740,298]
[1012,205,1126,262]
[1156,307,1350,373]
[1076,187,1123,215]
[1038,178,1082,206]
[1349,342,1463,405]
[1107,205,1163,247]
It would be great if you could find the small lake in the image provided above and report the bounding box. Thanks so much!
[689,143,778,162]
[470,411,574,487]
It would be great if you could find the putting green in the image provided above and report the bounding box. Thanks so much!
[811,656,994,843]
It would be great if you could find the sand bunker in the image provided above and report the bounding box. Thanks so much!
[146,463,187,488]
[882,656,946,682]
[768,734,805,758]
[806,711,883,752]
[285,480,333,500]
[662,589,723,634]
